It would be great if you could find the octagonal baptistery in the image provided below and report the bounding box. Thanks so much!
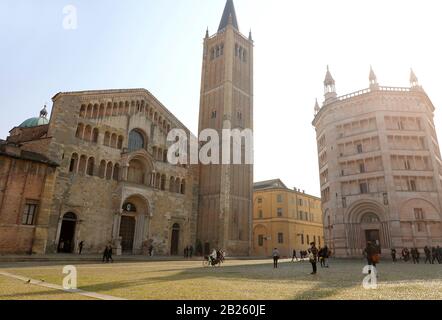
[312,67,442,258]
[42,89,199,256]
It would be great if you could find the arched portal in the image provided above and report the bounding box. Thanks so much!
[170,223,180,256]
[118,195,150,255]
[345,200,389,255]
[58,213,77,253]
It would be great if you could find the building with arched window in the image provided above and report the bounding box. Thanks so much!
[0,0,254,257]
[313,67,442,257]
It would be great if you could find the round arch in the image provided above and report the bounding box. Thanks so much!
[345,199,386,224]
[128,128,149,152]
[399,198,440,221]
[118,194,151,254]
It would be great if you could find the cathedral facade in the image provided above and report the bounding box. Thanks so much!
[0,0,253,256]
[313,67,442,257]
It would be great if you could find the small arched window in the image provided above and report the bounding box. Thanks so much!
[104,132,110,146]
[113,164,120,181]
[99,160,106,178]
[106,162,113,180]
[117,136,124,149]
[86,157,95,176]
[78,155,87,175]
[180,180,186,195]
[92,128,99,143]
[128,130,145,152]
[69,153,79,173]
[76,123,84,139]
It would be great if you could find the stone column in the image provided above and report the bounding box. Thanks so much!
[112,210,123,256]
[133,214,146,254]
[122,165,129,181]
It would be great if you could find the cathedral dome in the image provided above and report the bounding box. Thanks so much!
[19,105,49,128]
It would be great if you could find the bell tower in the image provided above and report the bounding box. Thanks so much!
[197,0,254,256]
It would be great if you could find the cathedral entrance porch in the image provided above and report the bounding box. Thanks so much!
[113,195,150,255]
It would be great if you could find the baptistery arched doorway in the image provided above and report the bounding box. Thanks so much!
[345,200,391,256]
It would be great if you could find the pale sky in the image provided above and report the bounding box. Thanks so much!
[1,0,442,197]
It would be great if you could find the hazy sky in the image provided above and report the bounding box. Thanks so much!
[1,0,442,197]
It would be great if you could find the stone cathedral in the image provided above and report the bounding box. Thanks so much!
[0,0,253,256]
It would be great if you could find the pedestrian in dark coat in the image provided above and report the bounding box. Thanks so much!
[365,242,378,267]
[272,248,280,269]
[79,241,84,255]
[309,243,318,275]
[424,246,432,264]
[432,247,438,264]
[102,246,109,263]
[291,249,298,262]
[107,244,114,263]
[391,249,397,262]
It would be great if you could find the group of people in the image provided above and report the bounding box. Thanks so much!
[184,245,194,259]
[102,244,114,263]
[273,243,330,274]
[392,246,442,264]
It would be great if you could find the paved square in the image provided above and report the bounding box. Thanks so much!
[0,258,441,300]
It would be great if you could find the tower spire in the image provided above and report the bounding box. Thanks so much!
[218,0,239,31]
[314,99,320,115]
[410,68,419,87]
[324,66,337,104]
[369,65,379,90]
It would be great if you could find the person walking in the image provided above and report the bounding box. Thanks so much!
[391,248,397,263]
[365,242,378,268]
[148,244,154,257]
[424,246,432,264]
[79,241,84,255]
[291,249,298,262]
[411,248,420,264]
[402,247,410,262]
[189,245,194,258]
[309,243,318,275]
[322,245,330,268]
[107,244,114,263]
[431,247,438,264]
[272,248,280,269]
[102,245,109,263]
[437,246,442,264]
[184,246,189,259]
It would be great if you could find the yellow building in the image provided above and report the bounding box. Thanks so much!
[252,179,324,257]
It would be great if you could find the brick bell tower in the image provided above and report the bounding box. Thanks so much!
[197,0,254,256]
